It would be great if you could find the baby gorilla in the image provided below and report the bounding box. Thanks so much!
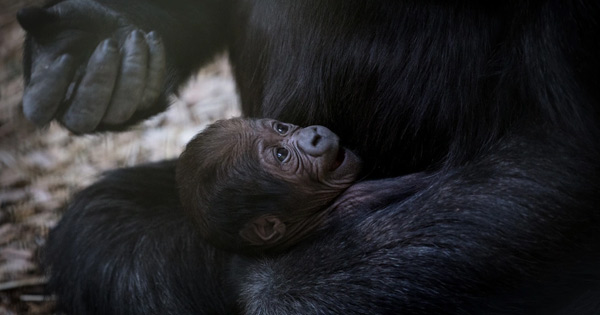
[177,118,362,254]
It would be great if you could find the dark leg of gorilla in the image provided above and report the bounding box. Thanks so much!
[42,161,237,315]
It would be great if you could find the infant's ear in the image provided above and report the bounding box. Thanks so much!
[239,215,286,246]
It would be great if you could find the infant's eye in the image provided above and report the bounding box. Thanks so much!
[274,123,289,134]
[275,147,289,162]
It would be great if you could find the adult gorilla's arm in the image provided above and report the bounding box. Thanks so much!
[18,0,231,133]
[233,129,600,314]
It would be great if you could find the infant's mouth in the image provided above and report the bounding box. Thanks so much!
[330,147,346,171]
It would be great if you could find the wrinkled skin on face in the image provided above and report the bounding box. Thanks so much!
[176,118,361,254]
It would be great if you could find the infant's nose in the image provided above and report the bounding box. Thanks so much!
[296,125,338,156]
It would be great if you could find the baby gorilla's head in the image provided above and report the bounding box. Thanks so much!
[176,118,361,254]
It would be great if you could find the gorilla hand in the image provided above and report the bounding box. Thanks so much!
[17,1,166,133]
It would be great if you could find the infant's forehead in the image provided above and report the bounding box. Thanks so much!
[220,119,275,142]
[198,118,285,161]
[220,121,262,157]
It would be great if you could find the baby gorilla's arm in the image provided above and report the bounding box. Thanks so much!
[327,173,432,219]
[248,173,432,253]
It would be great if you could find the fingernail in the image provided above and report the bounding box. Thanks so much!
[103,39,117,51]
[55,54,72,64]
[129,30,142,41]
[146,31,160,42]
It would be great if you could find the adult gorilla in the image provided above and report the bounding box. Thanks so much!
[18,0,600,314]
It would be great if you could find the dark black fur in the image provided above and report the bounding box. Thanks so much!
[43,161,238,314]
[34,0,600,314]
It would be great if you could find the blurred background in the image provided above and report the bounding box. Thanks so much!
[0,1,240,313]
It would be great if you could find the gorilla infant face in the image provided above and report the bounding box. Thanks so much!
[177,118,361,253]
[253,119,361,192]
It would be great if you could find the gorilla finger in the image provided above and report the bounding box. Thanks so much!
[47,0,120,31]
[62,39,119,133]
[139,31,166,110]
[22,54,76,126]
[102,30,149,125]
[16,6,57,34]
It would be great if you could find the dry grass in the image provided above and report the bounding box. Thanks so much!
[0,2,240,312]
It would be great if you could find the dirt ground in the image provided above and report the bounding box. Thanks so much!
[0,1,240,313]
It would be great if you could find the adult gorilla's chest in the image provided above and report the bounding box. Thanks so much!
[229,0,499,177]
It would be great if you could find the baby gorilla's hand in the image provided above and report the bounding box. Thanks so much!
[18,1,166,133]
